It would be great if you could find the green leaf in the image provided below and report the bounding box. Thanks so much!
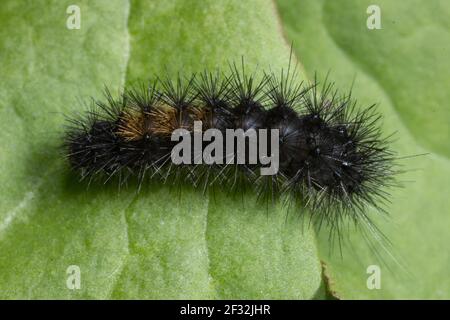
[0,0,322,299]
[277,0,450,299]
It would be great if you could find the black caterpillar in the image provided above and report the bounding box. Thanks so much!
[64,65,397,231]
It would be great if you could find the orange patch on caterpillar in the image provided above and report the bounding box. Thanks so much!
[190,105,212,129]
[116,109,152,141]
[150,105,206,135]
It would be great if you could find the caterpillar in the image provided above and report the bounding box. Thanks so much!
[63,63,397,232]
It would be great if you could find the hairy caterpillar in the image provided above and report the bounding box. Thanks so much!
[63,63,397,232]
